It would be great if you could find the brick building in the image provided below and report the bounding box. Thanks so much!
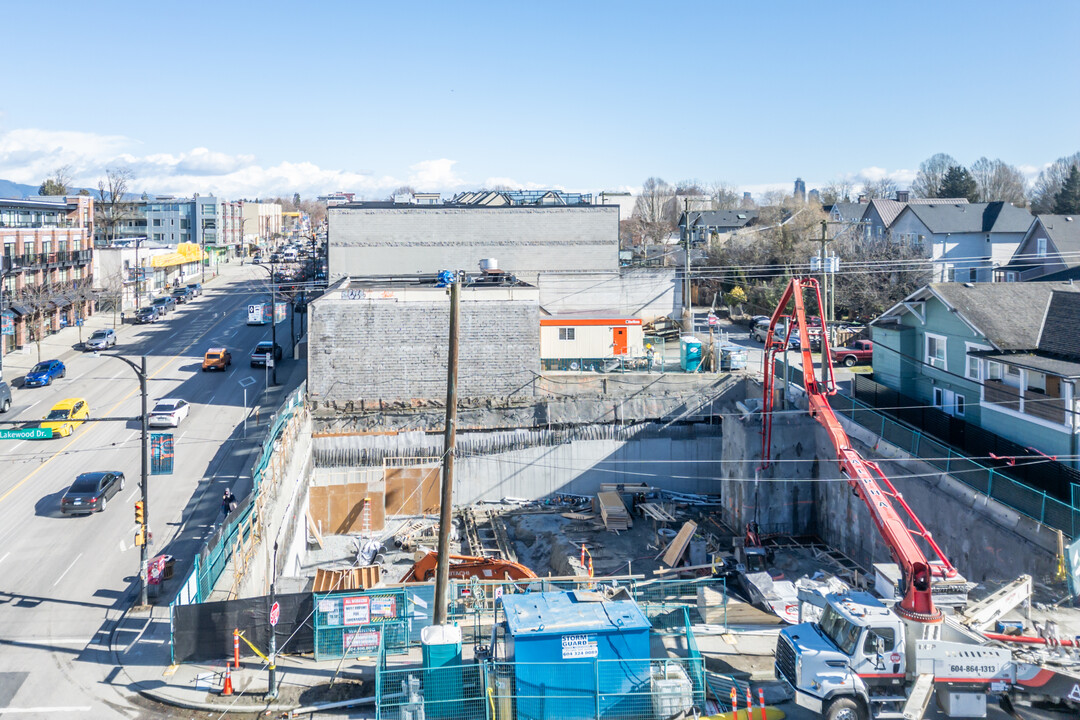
[308,274,539,406]
[1,196,95,355]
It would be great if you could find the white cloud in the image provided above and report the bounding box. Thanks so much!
[407,159,465,189]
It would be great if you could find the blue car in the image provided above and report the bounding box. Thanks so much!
[24,359,66,387]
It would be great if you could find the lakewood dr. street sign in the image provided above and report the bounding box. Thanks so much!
[0,428,54,440]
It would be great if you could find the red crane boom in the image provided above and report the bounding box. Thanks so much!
[760,277,956,622]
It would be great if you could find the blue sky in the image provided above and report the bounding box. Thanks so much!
[1,1,1077,201]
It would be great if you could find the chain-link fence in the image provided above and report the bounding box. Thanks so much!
[313,588,410,661]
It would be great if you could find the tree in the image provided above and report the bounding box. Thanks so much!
[911,153,959,198]
[820,179,854,205]
[16,280,59,363]
[859,177,898,200]
[96,167,134,246]
[292,192,301,207]
[388,185,416,201]
[1031,152,1080,213]
[969,157,1027,205]
[632,177,677,245]
[67,277,98,345]
[1052,165,1080,214]
[38,165,72,196]
[938,166,978,202]
[709,182,741,210]
[832,236,931,321]
[724,286,747,313]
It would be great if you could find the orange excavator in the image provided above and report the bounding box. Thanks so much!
[401,552,538,583]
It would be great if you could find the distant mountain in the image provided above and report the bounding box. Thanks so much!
[0,179,42,198]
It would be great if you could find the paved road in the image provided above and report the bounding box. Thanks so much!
[0,266,303,717]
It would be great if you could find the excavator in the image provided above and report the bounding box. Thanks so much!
[401,552,538,583]
[761,278,1080,720]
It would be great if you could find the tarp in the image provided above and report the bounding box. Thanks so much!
[171,591,314,664]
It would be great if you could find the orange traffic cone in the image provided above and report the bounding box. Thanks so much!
[221,664,234,696]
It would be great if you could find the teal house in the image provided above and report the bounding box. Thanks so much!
[871,282,1080,466]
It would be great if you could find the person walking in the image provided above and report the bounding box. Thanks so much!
[645,344,656,373]
[221,488,237,520]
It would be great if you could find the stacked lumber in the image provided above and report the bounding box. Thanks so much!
[311,565,381,593]
[597,491,632,531]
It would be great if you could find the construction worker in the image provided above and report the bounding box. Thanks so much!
[645,344,655,373]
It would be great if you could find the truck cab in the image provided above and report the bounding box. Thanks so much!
[776,591,906,720]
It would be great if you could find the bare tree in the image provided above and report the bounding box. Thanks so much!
[633,177,677,244]
[709,181,741,209]
[1029,152,1080,213]
[68,276,98,344]
[832,236,931,322]
[96,272,124,328]
[38,165,73,196]
[96,167,134,245]
[970,157,1027,205]
[16,280,59,363]
[911,153,959,198]
[820,178,855,205]
[388,185,417,201]
[859,177,899,200]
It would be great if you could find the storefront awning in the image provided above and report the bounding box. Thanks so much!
[8,303,31,316]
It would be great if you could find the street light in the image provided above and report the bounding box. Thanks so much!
[96,352,150,607]
[250,261,279,385]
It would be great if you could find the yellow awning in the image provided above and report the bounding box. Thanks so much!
[150,242,204,268]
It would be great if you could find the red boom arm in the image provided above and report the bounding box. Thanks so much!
[760,277,955,622]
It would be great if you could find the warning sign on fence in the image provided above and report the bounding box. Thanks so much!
[342,596,370,625]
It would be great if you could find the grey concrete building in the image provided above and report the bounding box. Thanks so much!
[308,274,540,406]
[326,201,620,282]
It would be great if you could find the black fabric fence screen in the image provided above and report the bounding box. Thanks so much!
[171,591,314,664]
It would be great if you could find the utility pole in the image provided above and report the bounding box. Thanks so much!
[267,540,279,699]
[684,198,692,320]
[433,278,460,626]
[819,221,829,324]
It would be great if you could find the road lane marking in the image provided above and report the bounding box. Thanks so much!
[52,553,82,587]
[126,490,138,503]
[0,552,8,566]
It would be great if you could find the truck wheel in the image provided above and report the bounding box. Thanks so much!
[825,697,865,720]
[844,356,857,367]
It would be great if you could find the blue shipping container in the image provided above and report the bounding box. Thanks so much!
[499,591,652,720]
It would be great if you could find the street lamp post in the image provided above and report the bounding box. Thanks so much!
[250,261,278,386]
[98,353,150,607]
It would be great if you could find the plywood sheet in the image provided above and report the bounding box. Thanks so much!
[420,467,441,514]
[661,520,697,567]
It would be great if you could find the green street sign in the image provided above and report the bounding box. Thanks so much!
[0,427,55,440]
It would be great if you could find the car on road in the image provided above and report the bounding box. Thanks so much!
[0,381,10,413]
[152,296,176,314]
[60,471,125,515]
[84,328,117,351]
[170,287,193,304]
[41,398,89,437]
[250,341,283,367]
[185,282,203,297]
[24,359,66,387]
[201,347,232,371]
[830,339,874,367]
[149,398,191,427]
[751,319,774,343]
[135,306,161,323]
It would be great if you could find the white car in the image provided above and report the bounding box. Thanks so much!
[148,398,190,427]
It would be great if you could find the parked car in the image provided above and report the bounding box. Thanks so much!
[185,282,203,297]
[830,339,874,367]
[24,359,66,387]
[60,471,125,515]
[746,315,770,330]
[41,397,89,437]
[0,380,10,413]
[152,296,176,314]
[751,319,772,343]
[201,347,232,371]
[84,328,117,351]
[250,341,283,367]
[135,306,161,323]
[170,287,193,304]
[149,398,191,427]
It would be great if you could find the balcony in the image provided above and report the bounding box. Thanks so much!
[984,380,1066,425]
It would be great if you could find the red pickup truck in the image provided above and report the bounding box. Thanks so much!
[830,339,873,367]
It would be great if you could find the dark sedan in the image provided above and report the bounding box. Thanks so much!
[60,471,126,515]
[250,341,283,367]
[24,359,66,387]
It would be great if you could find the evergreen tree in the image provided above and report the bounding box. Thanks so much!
[937,166,978,202]
[1052,165,1080,214]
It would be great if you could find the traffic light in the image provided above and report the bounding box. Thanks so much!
[135,500,145,525]
[134,528,146,547]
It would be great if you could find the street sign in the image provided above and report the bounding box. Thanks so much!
[269,601,280,627]
[266,355,274,368]
[0,427,54,440]
[707,313,719,326]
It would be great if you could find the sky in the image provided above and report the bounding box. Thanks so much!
[1,1,1077,202]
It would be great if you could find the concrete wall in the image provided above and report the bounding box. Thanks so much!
[536,268,678,320]
[327,205,619,282]
[308,285,539,404]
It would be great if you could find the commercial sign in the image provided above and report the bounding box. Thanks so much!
[369,597,396,619]
[1,311,13,336]
[150,433,175,475]
[560,634,598,659]
[342,596,371,625]
[342,629,380,653]
[0,427,54,440]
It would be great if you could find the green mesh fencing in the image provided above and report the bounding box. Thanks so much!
[314,589,409,660]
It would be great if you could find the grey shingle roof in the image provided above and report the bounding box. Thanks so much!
[904,202,1034,234]
[1041,215,1080,266]
[827,202,867,222]
[930,281,1080,350]
[1038,290,1080,357]
[686,210,758,230]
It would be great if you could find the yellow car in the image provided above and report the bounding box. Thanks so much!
[41,398,90,437]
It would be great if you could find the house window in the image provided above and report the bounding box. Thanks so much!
[1003,364,1022,389]
[933,387,944,408]
[1006,271,1017,282]
[558,328,576,341]
[986,361,1002,381]
[955,395,966,416]
[1027,371,1046,394]
[1037,238,1047,257]
[951,267,975,282]
[965,343,990,380]
[152,219,161,227]
[926,333,947,370]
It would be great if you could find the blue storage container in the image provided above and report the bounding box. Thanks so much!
[499,591,652,720]
[680,336,703,372]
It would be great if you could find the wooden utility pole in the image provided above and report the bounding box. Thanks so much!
[433,278,460,626]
